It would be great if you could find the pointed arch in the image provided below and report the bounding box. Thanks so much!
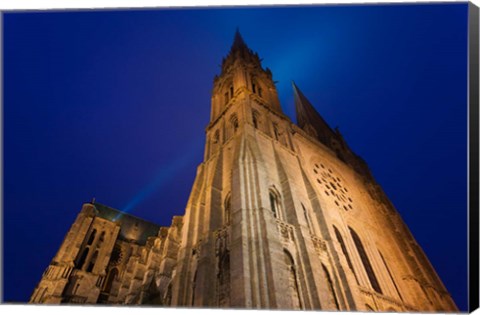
[273,123,280,141]
[252,109,260,129]
[230,114,239,133]
[349,227,382,294]
[269,187,282,219]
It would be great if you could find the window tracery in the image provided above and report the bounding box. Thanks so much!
[313,163,353,211]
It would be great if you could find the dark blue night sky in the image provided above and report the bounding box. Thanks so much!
[3,3,469,310]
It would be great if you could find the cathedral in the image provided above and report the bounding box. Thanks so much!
[30,30,458,312]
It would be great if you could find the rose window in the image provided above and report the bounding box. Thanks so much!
[313,163,353,211]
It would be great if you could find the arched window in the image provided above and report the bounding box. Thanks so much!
[86,250,99,273]
[224,193,231,225]
[283,250,302,309]
[214,130,220,144]
[252,110,260,129]
[229,85,234,98]
[230,114,239,133]
[103,268,118,293]
[322,264,339,310]
[273,123,280,141]
[269,189,281,219]
[251,80,262,97]
[87,229,97,245]
[333,226,358,284]
[77,247,89,270]
[217,251,231,306]
[349,227,382,294]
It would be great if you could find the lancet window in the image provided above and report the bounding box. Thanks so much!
[273,123,280,141]
[252,110,260,129]
[333,226,358,284]
[77,247,89,270]
[230,114,239,133]
[349,227,382,294]
[269,189,282,219]
[87,229,97,245]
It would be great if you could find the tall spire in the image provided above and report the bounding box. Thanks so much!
[231,27,248,51]
[221,29,261,72]
[292,81,336,146]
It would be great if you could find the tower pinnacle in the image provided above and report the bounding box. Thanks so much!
[221,29,261,72]
[231,28,248,51]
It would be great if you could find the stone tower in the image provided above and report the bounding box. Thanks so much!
[30,31,458,312]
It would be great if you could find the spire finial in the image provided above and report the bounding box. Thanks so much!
[231,27,247,51]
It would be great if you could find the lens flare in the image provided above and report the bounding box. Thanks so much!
[115,138,204,221]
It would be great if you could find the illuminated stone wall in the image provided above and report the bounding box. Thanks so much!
[30,31,457,312]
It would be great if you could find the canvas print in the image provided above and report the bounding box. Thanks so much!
[2,2,477,312]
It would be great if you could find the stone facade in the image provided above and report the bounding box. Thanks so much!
[30,31,458,312]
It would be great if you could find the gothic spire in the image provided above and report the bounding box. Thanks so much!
[231,28,248,51]
[292,81,336,145]
[221,29,261,72]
